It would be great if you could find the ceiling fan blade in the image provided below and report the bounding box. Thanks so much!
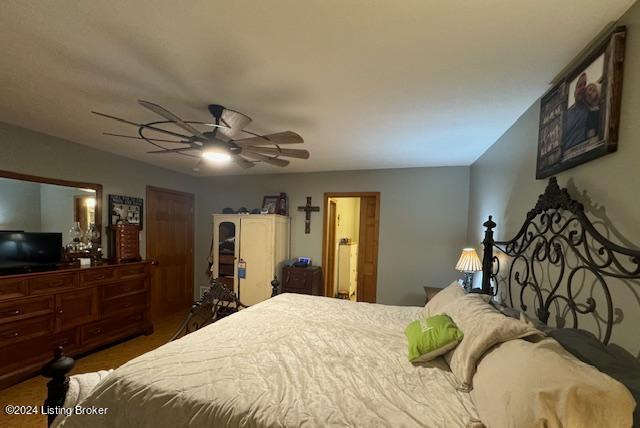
[218,108,252,140]
[242,151,290,167]
[233,131,303,147]
[103,132,188,144]
[147,147,198,154]
[92,111,192,140]
[138,100,209,141]
[243,146,309,159]
[233,155,256,169]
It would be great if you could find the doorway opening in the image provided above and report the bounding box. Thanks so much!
[321,192,380,303]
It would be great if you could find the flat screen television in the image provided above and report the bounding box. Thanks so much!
[0,232,63,275]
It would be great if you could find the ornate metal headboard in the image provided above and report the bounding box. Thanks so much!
[480,177,640,344]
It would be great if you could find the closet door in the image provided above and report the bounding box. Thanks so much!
[239,217,273,305]
[212,215,240,294]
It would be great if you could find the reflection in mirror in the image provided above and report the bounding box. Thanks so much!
[0,177,99,250]
[218,222,236,291]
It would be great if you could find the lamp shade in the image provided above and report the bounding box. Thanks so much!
[455,248,482,272]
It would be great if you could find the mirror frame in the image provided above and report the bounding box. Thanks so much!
[0,169,103,248]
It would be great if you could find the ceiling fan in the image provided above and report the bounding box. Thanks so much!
[92,101,308,171]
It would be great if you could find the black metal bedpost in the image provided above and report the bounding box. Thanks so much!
[481,215,497,294]
[42,346,75,426]
[271,276,280,297]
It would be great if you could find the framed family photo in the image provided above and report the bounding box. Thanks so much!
[536,27,626,179]
[261,195,279,214]
[108,194,144,229]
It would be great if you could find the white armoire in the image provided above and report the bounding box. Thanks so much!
[212,214,290,306]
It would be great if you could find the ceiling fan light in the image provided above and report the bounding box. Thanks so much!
[202,143,231,163]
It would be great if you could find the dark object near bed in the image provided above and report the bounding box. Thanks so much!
[170,278,250,341]
[42,347,75,426]
[549,328,640,427]
[480,177,640,344]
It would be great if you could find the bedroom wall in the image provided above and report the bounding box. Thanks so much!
[466,1,640,355]
[198,166,470,306]
[0,121,204,289]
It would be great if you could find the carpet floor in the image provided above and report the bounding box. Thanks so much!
[0,311,184,428]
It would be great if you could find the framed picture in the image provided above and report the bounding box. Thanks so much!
[536,27,626,179]
[108,195,144,229]
[261,195,279,214]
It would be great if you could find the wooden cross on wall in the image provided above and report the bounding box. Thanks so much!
[297,197,320,234]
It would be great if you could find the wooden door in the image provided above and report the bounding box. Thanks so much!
[326,200,337,297]
[55,288,98,331]
[239,217,273,305]
[357,195,380,303]
[146,186,194,320]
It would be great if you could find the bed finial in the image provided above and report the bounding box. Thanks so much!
[271,276,280,297]
[42,346,75,426]
[480,215,496,294]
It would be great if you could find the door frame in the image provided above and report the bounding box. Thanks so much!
[146,186,195,318]
[321,192,380,301]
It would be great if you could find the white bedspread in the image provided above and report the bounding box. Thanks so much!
[58,293,481,428]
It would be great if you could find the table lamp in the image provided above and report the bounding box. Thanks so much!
[455,248,482,291]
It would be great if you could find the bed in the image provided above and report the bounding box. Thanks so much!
[42,177,640,427]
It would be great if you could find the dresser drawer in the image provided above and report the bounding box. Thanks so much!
[81,311,145,343]
[80,268,117,285]
[286,270,308,285]
[0,278,28,301]
[0,295,54,324]
[102,279,146,300]
[102,292,147,317]
[29,273,76,295]
[0,328,78,370]
[0,315,54,347]
[116,264,146,280]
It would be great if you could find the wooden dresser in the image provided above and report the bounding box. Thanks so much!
[281,266,323,296]
[0,261,153,388]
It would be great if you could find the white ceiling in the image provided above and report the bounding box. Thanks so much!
[0,0,634,176]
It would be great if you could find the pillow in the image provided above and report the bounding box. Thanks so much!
[549,328,640,427]
[471,337,636,428]
[424,281,465,317]
[404,314,463,363]
[442,294,542,388]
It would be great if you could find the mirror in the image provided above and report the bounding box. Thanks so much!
[0,170,103,253]
[217,221,236,290]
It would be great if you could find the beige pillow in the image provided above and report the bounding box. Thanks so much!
[442,294,541,388]
[471,337,636,427]
[424,281,465,317]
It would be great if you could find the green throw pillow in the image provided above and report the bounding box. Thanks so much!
[405,314,464,363]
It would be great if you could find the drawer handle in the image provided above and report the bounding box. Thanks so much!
[56,339,70,346]
[122,286,132,292]
[90,328,102,335]
[94,274,106,280]
[3,331,20,338]
[122,303,132,308]
[57,307,63,315]
[47,280,65,288]
[0,309,21,317]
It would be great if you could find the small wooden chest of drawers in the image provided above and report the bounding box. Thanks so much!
[282,266,323,296]
[110,224,141,263]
